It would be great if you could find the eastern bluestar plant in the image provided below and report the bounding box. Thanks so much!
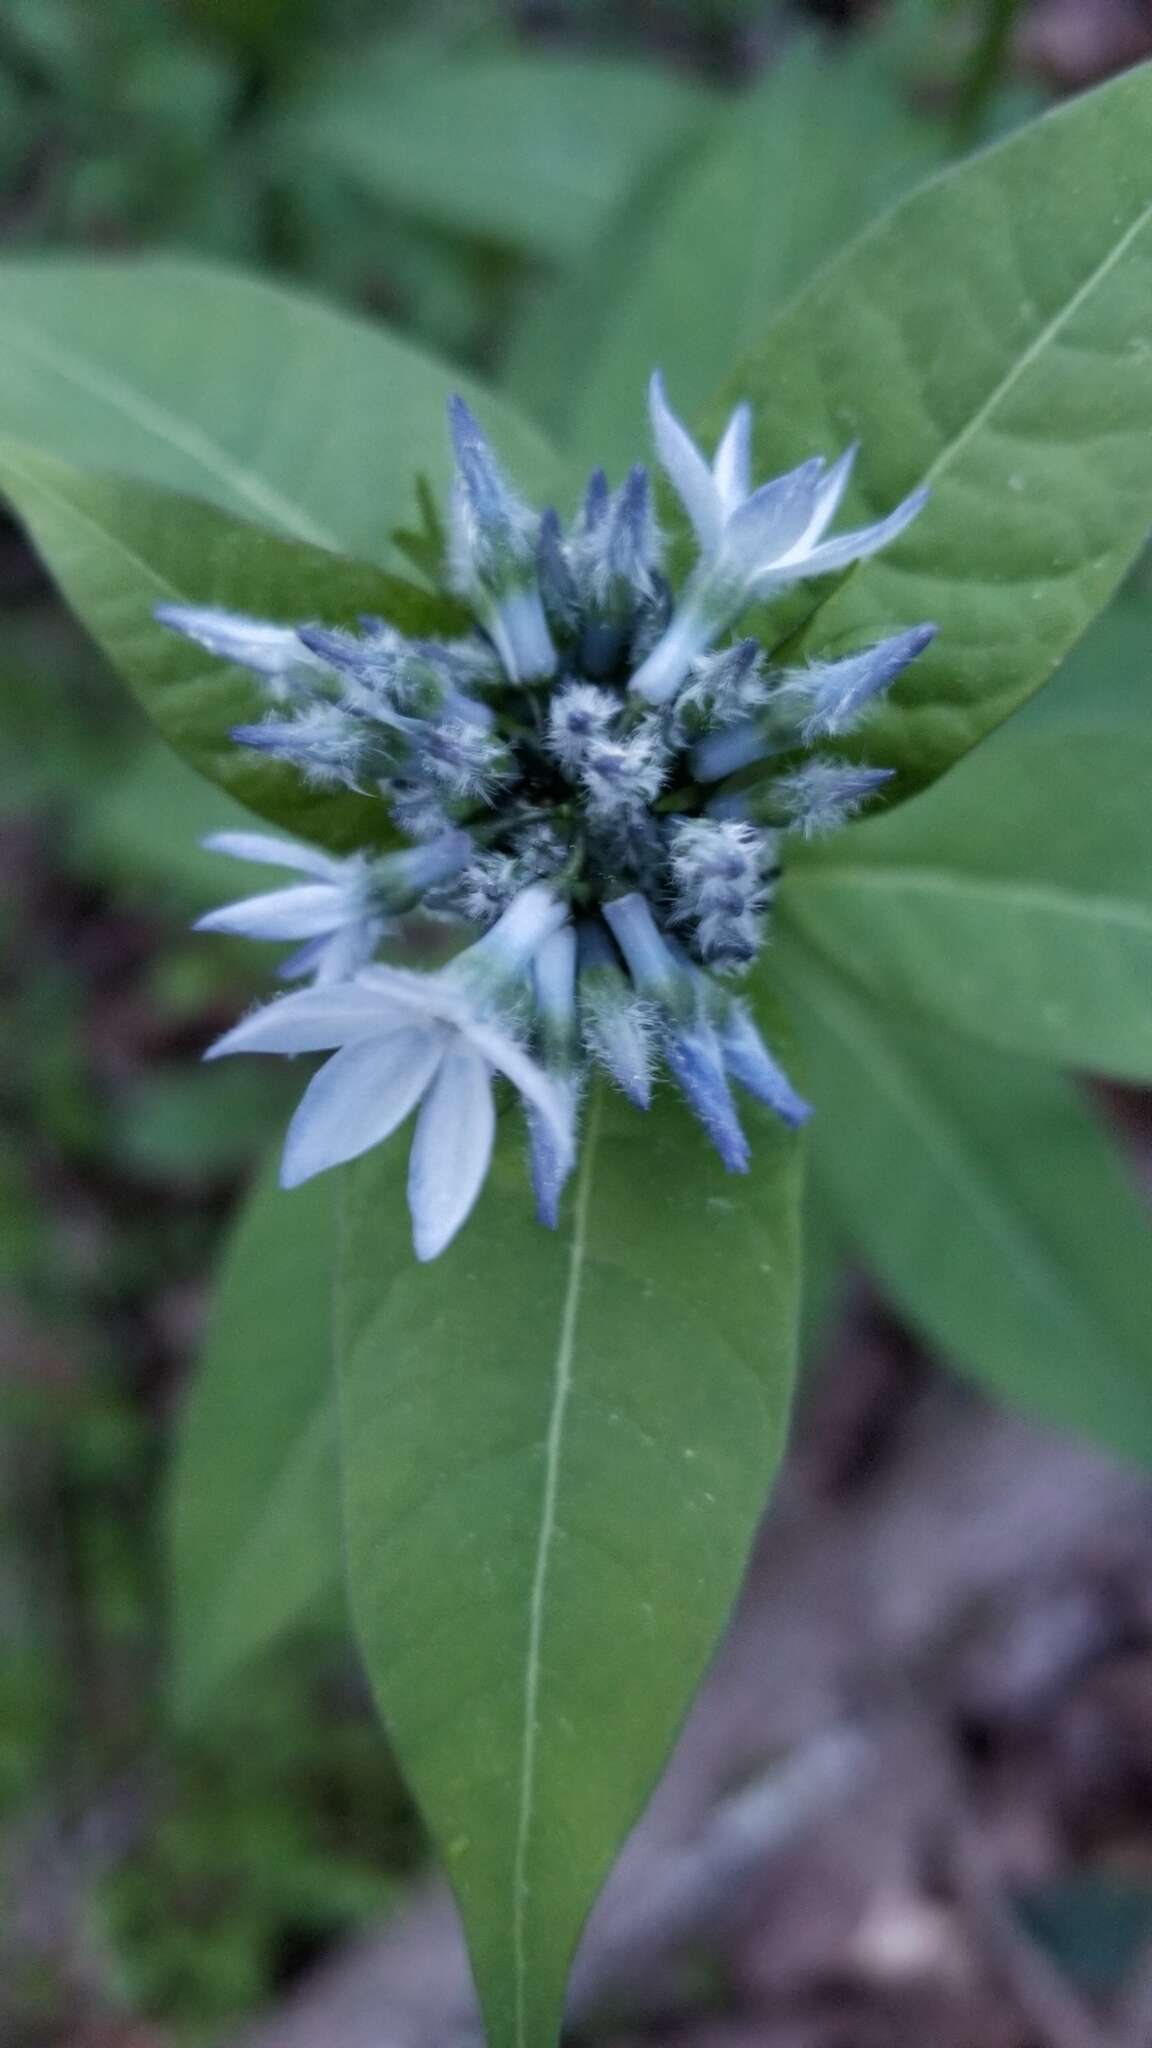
[159,374,933,1260]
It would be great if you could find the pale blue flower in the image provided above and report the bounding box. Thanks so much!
[162,378,935,1251]
[632,373,929,705]
[198,829,474,983]
[206,884,573,1261]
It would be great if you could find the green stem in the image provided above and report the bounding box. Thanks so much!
[953,0,1027,148]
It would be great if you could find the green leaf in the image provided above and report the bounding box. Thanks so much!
[1016,579,1152,733]
[0,256,557,555]
[290,53,715,265]
[338,1082,802,2048]
[782,725,1152,1080]
[169,1159,341,1720]
[699,62,1152,794]
[511,33,941,478]
[0,442,456,851]
[778,937,1152,1463]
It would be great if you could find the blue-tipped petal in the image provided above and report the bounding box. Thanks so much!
[526,1079,580,1229]
[664,1024,750,1173]
[719,1006,812,1129]
[774,759,895,838]
[772,483,929,586]
[792,624,938,740]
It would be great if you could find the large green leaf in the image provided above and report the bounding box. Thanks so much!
[509,32,941,478]
[1016,580,1152,732]
[0,257,557,555]
[778,938,1152,1463]
[169,1160,341,1720]
[289,53,715,265]
[782,724,1152,1080]
[338,1083,802,2048]
[0,442,458,850]
[699,61,1152,794]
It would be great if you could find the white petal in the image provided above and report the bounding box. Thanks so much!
[280,1029,445,1188]
[196,885,343,941]
[720,458,826,580]
[205,985,414,1059]
[407,1041,495,1261]
[154,604,302,675]
[465,1018,576,1174]
[630,603,716,706]
[357,963,464,1025]
[648,371,723,555]
[781,442,858,561]
[777,483,930,584]
[203,831,345,880]
[711,402,752,512]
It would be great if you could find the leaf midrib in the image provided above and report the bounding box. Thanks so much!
[0,307,343,550]
[511,1084,603,2048]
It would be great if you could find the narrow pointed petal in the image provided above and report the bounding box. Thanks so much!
[277,936,331,982]
[791,442,858,556]
[154,604,307,677]
[196,885,342,941]
[711,402,752,511]
[795,623,938,739]
[776,483,930,584]
[465,1019,575,1171]
[408,1041,496,1261]
[448,396,515,533]
[205,985,413,1059]
[720,1006,812,1128]
[664,1025,750,1173]
[280,1029,445,1188]
[648,372,723,555]
[202,831,344,880]
[526,1078,580,1229]
[720,459,826,580]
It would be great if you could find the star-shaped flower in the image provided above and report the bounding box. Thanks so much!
[197,828,473,983]
[632,373,929,705]
[206,883,575,1260]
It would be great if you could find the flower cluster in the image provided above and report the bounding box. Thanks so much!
[161,375,933,1259]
